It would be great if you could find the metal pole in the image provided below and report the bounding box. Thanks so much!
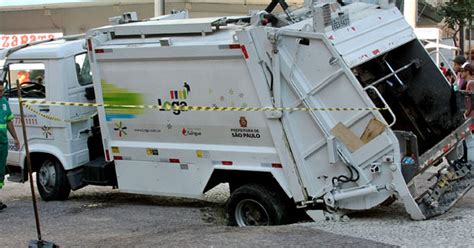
[16,80,42,242]
[403,0,417,28]
[154,0,165,17]
[469,28,472,63]
[460,25,465,56]
[459,0,465,56]
[470,16,472,63]
[367,61,416,88]
[436,30,440,66]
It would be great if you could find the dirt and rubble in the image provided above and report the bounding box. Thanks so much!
[303,193,473,247]
[303,170,474,247]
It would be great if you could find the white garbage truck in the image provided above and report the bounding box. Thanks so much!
[2,1,473,226]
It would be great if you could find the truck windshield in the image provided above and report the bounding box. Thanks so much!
[75,53,92,86]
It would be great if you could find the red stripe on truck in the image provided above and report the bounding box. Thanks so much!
[241,45,249,59]
[470,124,474,132]
[443,145,450,153]
[87,39,93,51]
[229,44,241,49]
[272,163,283,168]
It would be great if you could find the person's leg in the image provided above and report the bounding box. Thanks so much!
[0,143,7,188]
[0,144,8,210]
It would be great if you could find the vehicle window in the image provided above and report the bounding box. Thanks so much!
[75,53,92,86]
[5,63,45,99]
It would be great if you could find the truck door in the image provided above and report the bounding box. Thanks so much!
[4,61,49,166]
[68,53,99,161]
[5,54,96,172]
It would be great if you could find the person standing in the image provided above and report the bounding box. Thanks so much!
[452,55,467,90]
[0,83,20,210]
[446,69,455,84]
[463,63,474,83]
[440,62,448,76]
[462,64,474,120]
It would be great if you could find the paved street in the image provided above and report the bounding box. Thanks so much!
[1,174,473,247]
[0,180,391,247]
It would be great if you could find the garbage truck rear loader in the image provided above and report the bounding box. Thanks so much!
[82,0,474,226]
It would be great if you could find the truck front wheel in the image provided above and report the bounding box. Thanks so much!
[36,158,71,201]
[227,183,289,226]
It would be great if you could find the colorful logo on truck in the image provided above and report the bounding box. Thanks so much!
[182,127,202,137]
[42,126,52,139]
[102,80,145,121]
[157,82,191,115]
[114,121,128,137]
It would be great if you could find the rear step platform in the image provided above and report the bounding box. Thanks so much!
[417,160,473,218]
[396,119,474,220]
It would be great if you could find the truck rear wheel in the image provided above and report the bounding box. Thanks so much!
[227,183,289,226]
[36,158,71,201]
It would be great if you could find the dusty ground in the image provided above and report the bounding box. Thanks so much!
[0,180,391,248]
[302,171,474,247]
[303,195,473,247]
[1,173,472,247]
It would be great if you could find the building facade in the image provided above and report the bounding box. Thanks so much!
[0,0,303,36]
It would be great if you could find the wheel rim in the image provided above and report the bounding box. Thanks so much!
[235,199,270,226]
[38,161,56,193]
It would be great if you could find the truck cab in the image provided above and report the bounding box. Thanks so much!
[2,39,100,200]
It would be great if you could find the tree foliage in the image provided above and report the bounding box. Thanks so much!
[439,0,473,48]
[440,1,472,29]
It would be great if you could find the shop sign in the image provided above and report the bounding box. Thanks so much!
[1,33,63,48]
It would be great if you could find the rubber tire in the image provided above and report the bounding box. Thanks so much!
[36,159,71,201]
[227,183,290,226]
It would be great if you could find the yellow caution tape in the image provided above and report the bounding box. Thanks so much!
[24,103,98,123]
[21,99,387,112]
